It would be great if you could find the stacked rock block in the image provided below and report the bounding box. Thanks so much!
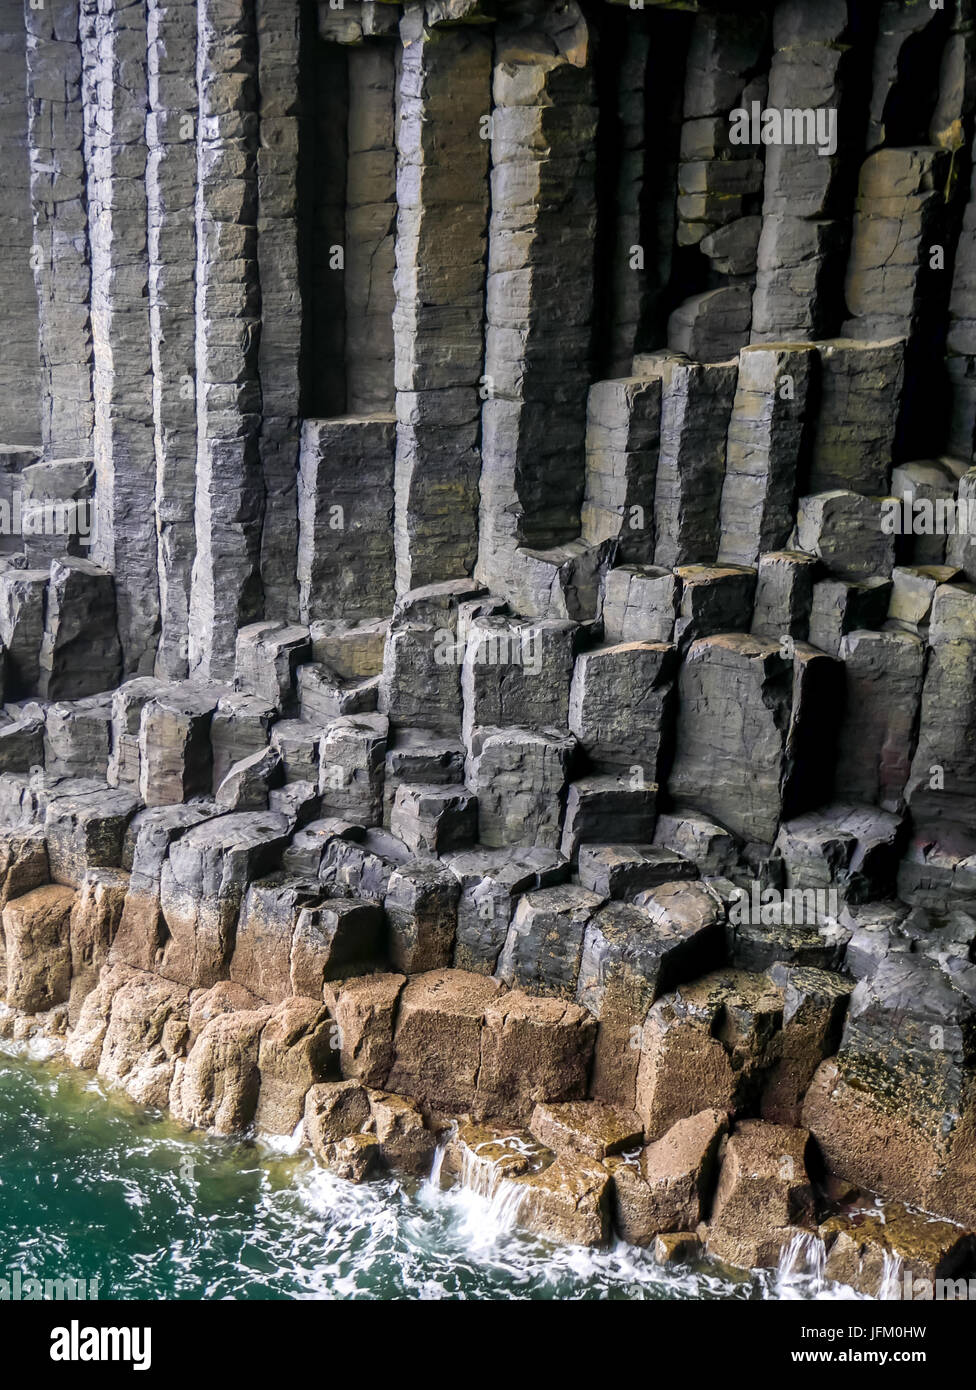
[4,0,976,1272]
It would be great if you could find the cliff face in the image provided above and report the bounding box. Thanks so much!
[2,0,976,1280]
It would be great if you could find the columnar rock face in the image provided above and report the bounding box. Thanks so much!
[653,358,738,568]
[81,0,159,676]
[24,0,93,456]
[0,0,40,446]
[718,345,816,566]
[298,416,395,622]
[146,0,198,681]
[255,0,301,624]
[392,7,490,594]
[750,0,860,345]
[7,0,976,1272]
[476,3,598,602]
[187,0,263,681]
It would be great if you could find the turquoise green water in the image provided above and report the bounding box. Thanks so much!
[0,1046,831,1301]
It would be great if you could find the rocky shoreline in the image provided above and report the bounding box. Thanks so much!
[2,0,976,1300]
[1,789,974,1298]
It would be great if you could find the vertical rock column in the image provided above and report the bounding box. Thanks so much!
[188,0,264,681]
[652,357,739,569]
[669,7,767,362]
[25,0,93,457]
[393,5,492,594]
[946,132,976,460]
[147,0,198,679]
[255,0,301,623]
[345,40,396,416]
[842,146,950,345]
[0,0,40,445]
[751,0,862,344]
[603,20,650,378]
[82,0,160,675]
[476,3,598,602]
[718,344,816,566]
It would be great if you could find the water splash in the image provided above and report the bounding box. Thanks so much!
[0,1048,862,1300]
[777,1230,827,1294]
[878,1249,905,1300]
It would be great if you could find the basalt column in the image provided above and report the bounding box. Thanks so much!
[81,0,159,675]
[255,0,301,624]
[345,39,396,416]
[476,2,598,609]
[147,0,198,679]
[0,0,40,446]
[188,0,263,681]
[25,0,93,457]
[392,5,491,595]
[750,0,864,344]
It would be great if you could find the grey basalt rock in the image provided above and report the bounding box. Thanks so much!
[297,416,396,624]
[392,8,491,594]
[447,844,568,976]
[794,491,895,582]
[577,844,698,901]
[718,344,817,567]
[476,4,598,603]
[383,728,465,828]
[24,0,93,457]
[834,628,926,813]
[318,714,388,827]
[497,882,606,1002]
[750,551,819,642]
[652,357,739,568]
[581,376,661,564]
[568,641,676,774]
[146,0,198,680]
[560,774,657,862]
[138,684,221,807]
[390,783,477,857]
[38,558,122,702]
[461,615,578,747]
[0,568,47,698]
[107,678,171,792]
[159,810,291,988]
[80,0,159,676]
[464,726,574,852]
[602,564,679,646]
[187,0,264,683]
[668,633,794,848]
[43,693,113,780]
[209,691,278,791]
[806,339,905,496]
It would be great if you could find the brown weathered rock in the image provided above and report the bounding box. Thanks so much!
[304,1080,372,1160]
[477,991,597,1123]
[707,1120,816,1269]
[386,968,505,1113]
[511,1156,611,1248]
[67,868,128,1027]
[170,1005,272,1136]
[822,1204,975,1297]
[367,1090,436,1176]
[635,970,784,1139]
[254,996,335,1137]
[609,1108,728,1246]
[98,970,192,1108]
[3,883,76,1012]
[322,972,405,1087]
[529,1100,642,1163]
